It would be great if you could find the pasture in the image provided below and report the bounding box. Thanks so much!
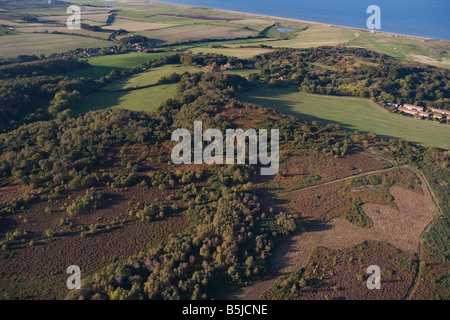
[101,64,201,91]
[73,83,178,114]
[239,87,450,149]
[64,52,170,79]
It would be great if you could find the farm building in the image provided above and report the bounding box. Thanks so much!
[398,106,418,116]
[428,107,450,116]
[403,104,424,112]
[417,111,430,118]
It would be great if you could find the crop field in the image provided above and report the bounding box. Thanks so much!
[107,18,176,31]
[0,33,111,57]
[64,52,170,79]
[137,24,257,43]
[239,87,450,149]
[15,26,112,39]
[73,83,178,114]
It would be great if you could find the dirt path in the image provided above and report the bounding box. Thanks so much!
[402,167,444,300]
[228,167,440,300]
[277,165,397,197]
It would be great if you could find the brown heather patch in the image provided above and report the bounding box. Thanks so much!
[0,181,34,205]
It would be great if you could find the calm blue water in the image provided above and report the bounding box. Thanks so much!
[160,0,450,40]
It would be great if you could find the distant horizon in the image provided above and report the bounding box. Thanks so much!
[158,0,450,40]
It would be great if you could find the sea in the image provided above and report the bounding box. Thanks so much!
[158,0,450,40]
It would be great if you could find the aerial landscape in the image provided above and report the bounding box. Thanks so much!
[0,0,448,304]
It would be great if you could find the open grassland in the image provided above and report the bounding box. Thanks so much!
[239,87,450,149]
[350,31,450,69]
[64,52,170,79]
[255,25,356,48]
[73,83,178,114]
[0,33,111,57]
[101,64,201,91]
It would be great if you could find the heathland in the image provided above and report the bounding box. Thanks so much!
[0,0,449,301]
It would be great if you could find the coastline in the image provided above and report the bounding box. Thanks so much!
[154,0,441,41]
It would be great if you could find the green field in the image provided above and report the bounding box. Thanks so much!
[64,52,170,79]
[73,83,178,114]
[101,64,201,91]
[239,87,450,149]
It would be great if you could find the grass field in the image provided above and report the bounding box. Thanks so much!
[0,33,111,57]
[239,87,450,149]
[64,52,170,79]
[255,25,356,48]
[101,64,201,91]
[73,83,178,114]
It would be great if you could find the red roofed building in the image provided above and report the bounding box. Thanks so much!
[403,104,424,112]
[417,111,430,118]
[398,106,418,116]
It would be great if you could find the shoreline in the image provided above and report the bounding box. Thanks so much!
[154,0,444,41]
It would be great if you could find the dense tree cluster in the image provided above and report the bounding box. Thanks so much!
[66,190,104,215]
[0,109,167,193]
[69,183,295,300]
[251,47,450,110]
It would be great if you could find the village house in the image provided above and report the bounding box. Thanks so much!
[428,107,450,116]
[403,104,424,112]
[433,113,443,120]
[417,111,430,118]
[398,106,418,116]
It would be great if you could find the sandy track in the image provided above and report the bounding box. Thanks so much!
[228,170,440,300]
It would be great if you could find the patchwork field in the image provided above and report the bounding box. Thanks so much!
[239,87,450,149]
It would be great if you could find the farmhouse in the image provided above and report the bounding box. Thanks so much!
[203,65,221,72]
[429,107,450,116]
[403,104,424,112]
[417,111,430,118]
[398,106,418,116]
